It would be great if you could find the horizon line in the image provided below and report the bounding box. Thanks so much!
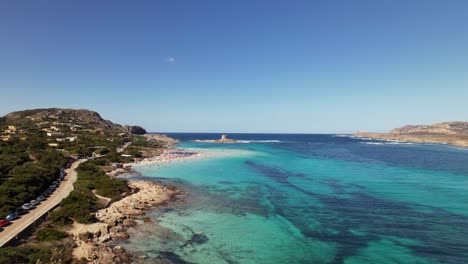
[148,132,356,135]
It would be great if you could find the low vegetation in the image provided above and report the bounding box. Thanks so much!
[0,135,68,216]
[0,244,73,264]
[48,189,99,225]
[36,227,69,241]
[49,159,130,225]
[0,246,52,264]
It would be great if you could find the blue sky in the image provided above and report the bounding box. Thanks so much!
[0,0,467,133]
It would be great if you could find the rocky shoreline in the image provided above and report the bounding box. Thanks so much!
[66,180,180,263]
[64,147,205,263]
[63,143,207,263]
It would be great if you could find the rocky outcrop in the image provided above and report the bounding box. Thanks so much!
[124,125,147,135]
[87,245,133,264]
[144,134,179,146]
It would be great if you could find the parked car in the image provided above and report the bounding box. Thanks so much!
[6,213,18,221]
[0,219,11,227]
[30,200,39,206]
[15,207,26,215]
[37,195,46,202]
[22,203,33,210]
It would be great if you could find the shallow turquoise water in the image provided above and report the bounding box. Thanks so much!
[123,134,468,263]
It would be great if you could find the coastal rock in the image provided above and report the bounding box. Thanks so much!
[110,227,130,240]
[144,134,179,146]
[68,180,178,263]
[122,219,137,228]
[143,217,153,223]
[88,245,132,264]
[182,233,209,247]
[124,125,147,135]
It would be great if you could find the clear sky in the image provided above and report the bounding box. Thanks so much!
[1,0,467,133]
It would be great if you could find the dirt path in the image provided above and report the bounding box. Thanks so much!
[0,159,85,247]
[117,142,132,153]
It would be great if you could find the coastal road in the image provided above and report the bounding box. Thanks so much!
[0,159,85,248]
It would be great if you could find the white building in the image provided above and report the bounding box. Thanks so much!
[47,132,64,137]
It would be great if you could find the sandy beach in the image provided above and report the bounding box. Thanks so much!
[132,149,206,167]
[107,148,206,178]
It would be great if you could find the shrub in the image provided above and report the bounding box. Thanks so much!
[0,246,51,264]
[49,190,98,225]
[36,228,68,241]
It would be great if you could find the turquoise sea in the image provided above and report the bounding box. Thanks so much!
[121,134,468,264]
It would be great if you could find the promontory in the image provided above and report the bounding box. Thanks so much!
[354,121,468,147]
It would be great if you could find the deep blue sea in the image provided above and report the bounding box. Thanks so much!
[121,133,468,264]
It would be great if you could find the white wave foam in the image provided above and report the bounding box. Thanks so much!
[192,139,282,144]
[361,142,384,145]
[236,140,282,143]
[385,142,413,145]
[361,142,414,145]
[333,134,352,138]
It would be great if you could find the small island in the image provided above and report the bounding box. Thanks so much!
[194,134,241,144]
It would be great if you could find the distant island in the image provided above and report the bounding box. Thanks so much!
[355,121,468,147]
[194,134,241,143]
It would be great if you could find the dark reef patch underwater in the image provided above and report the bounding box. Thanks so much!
[123,134,468,263]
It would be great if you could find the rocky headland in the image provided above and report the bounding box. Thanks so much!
[355,121,468,147]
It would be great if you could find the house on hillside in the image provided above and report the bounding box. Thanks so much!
[0,135,11,141]
[4,125,17,134]
[47,132,64,137]
[70,125,82,131]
